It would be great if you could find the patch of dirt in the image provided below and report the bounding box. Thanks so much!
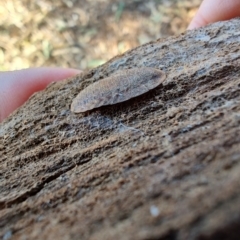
[0,0,201,70]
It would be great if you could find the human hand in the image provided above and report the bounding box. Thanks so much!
[0,67,81,122]
[188,0,240,29]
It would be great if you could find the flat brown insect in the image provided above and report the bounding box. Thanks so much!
[71,67,166,113]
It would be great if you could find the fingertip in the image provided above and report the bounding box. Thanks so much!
[0,67,81,122]
[187,2,212,30]
[187,0,240,30]
[187,21,200,30]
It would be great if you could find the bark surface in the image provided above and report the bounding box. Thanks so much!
[1,18,240,240]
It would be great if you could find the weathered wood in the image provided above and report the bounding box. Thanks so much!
[1,18,240,240]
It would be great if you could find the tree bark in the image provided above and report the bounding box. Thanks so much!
[1,18,240,240]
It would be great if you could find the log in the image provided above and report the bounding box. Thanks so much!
[1,18,240,240]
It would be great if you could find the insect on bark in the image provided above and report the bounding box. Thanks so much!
[71,67,166,113]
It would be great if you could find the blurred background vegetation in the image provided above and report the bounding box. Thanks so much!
[0,0,201,71]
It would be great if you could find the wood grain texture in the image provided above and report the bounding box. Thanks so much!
[0,18,240,240]
[71,67,166,113]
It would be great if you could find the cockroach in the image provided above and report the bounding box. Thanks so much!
[71,67,166,113]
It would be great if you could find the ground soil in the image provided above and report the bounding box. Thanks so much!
[0,0,200,70]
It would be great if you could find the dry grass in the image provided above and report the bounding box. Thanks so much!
[0,0,201,71]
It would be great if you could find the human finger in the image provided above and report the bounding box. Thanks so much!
[0,67,81,122]
[188,0,240,30]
